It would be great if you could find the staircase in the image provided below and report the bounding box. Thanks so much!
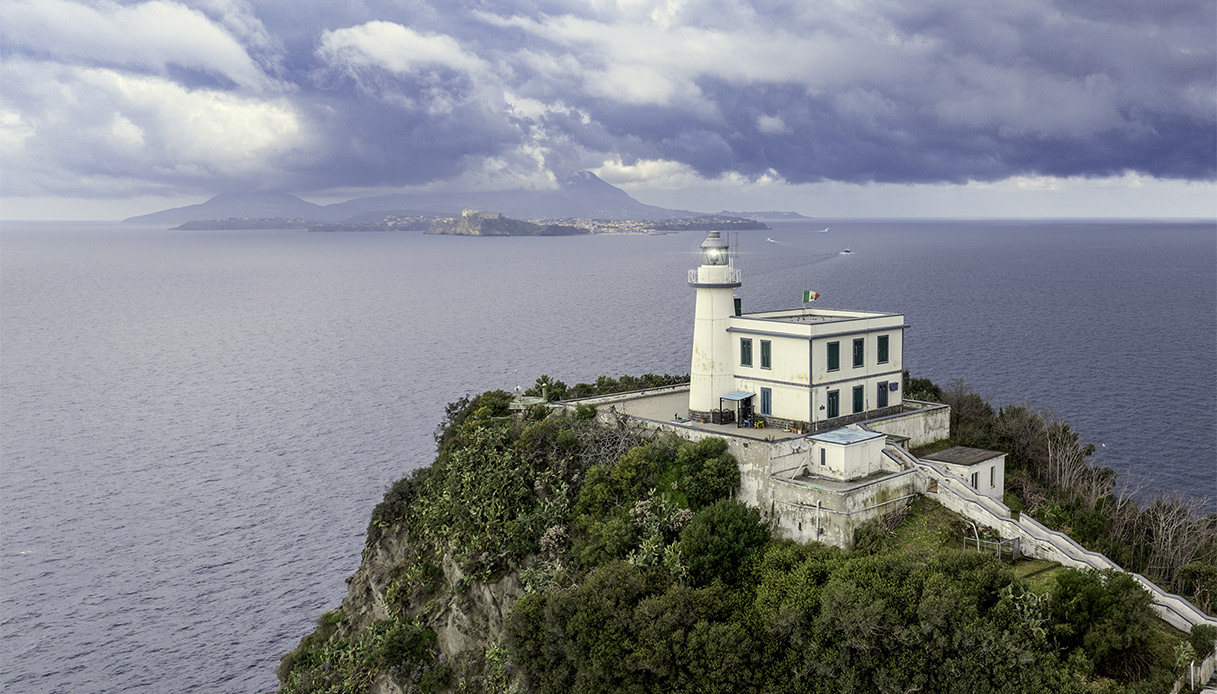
[884,443,1217,633]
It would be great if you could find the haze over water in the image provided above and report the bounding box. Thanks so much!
[1,219,1214,693]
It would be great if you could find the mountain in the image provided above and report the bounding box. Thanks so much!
[125,173,700,225]
[322,172,695,221]
[124,191,326,224]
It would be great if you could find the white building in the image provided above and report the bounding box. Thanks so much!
[688,231,906,433]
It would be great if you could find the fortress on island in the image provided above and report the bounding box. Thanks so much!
[556,229,1217,635]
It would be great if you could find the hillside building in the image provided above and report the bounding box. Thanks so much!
[550,229,1217,635]
[688,230,905,432]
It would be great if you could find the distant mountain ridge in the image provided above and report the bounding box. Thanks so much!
[124,173,706,225]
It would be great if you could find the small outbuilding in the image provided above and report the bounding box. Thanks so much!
[920,446,1006,500]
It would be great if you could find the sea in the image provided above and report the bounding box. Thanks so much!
[1,219,1214,693]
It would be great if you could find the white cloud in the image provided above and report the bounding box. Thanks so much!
[318,22,486,77]
[0,0,276,90]
[756,114,791,134]
[1,60,306,195]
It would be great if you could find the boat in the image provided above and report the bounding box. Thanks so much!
[766,237,776,243]
[839,247,852,255]
[819,227,829,232]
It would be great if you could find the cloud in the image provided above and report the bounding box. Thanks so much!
[1,60,305,196]
[0,0,1212,211]
[0,0,277,90]
[318,21,486,78]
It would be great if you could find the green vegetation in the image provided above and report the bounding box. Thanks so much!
[278,613,449,694]
[525,372,689,402]
[283,375,1211,693]
[906,372,1217,615]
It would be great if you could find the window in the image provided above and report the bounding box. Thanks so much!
[877,381,888,408]
[853,385,864,413]
[971,472,979,490]
[827,342,840,371]
[878,335,889,363]
[760,387,772,415]
[852,338,864,368]
[820,448,826,466]
[740,338,752,367]
[827,390,839,418]
[760,340,771,369]
[990,466,995,487]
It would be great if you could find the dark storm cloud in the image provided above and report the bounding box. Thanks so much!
[1,0,1212,200]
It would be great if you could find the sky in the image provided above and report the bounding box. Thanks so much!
[1,0,1214,220]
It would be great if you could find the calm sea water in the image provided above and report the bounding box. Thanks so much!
[1,219,1214,693]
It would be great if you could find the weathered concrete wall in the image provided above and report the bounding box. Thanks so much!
[766,471,926,548]
[865,400,950,447]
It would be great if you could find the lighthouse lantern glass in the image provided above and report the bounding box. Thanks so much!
[700,232,729,265]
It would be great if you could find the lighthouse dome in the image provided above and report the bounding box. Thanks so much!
[699,230,729,265]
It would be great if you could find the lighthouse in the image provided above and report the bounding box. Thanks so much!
[688,230,741,420]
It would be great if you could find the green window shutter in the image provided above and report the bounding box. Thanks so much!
[827,342,839,371]
[878,335,889,363]
[760,340,771,369]
[853,385,864,413]
[827,390,839,418]
[740,338,752,367]
[852,338,864,368]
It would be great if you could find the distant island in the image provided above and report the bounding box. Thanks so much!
[416,210,770,236]
[425,210,587,236]
[173,217,314,230]
[128,174,803,228]
[718,209,811,220]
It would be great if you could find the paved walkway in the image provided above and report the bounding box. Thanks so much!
[587,389,804,443]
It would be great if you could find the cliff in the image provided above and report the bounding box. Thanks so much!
[276,385,1211,694]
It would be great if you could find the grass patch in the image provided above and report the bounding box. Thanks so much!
[909,438,957,458]
[886,497,958,559]
[1012,559,1067,593]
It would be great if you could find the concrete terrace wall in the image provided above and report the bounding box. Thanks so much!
[865,400,950,447]
[766,471,925,548]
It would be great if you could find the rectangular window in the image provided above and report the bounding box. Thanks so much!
[853,385,864,413]
[877,381,888,408]
[740,338,752,367]
[852,338,864,368]
[820,448,826,466]
[827,390,839,418]
[760,340,771,369]
[878,335,889,363]
[827,342,840,371]
[971,472,979,490]
[760,387,772,415]
[990,466,995,487]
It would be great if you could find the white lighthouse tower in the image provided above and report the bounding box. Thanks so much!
[688,230,741,420]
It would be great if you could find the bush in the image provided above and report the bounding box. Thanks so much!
[674,438,739,510]
[1190,624,1217,659]
[1049,569,1159,681]
[679,500,769,586]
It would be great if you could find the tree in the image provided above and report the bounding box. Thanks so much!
[679,500,769,586]
[1049,569,1158,682]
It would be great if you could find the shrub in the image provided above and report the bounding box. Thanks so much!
[679,500,770,586]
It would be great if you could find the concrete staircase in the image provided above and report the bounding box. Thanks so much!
[883,443,1217,633]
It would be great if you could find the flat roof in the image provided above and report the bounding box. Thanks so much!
[921,446,1006,467]
[808,427,885,445]
[738,307,900,324]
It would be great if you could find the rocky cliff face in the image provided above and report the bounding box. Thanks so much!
[278,516,523,693]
